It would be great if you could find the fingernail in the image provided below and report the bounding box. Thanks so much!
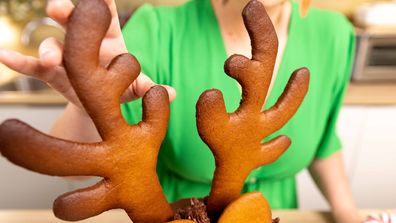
[165,86,176,94]
[41,51,58,67]
[164,86,177,101]
[41,50,54,59]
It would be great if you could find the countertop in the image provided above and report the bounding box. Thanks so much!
[0,83,395,106]
[0,209,394,223]
[0,89,66,106]
[344,83,396,106]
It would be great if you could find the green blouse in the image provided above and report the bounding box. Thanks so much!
[121,0,355,208]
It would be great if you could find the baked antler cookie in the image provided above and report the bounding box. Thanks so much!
[196,0,310,219]
[0,0,173,222]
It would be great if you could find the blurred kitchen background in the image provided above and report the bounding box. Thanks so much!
[0,0,395,211]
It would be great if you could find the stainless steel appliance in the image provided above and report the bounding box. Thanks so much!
[353,29,396,82]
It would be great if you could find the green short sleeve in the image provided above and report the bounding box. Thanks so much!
[121,5,161,125]
[315,20,356,159]
[122,4,160,81]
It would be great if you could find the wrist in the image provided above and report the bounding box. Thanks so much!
[332,207,363,223]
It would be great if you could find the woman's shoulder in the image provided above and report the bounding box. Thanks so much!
[301,6,355,42]
[291,4,356,67]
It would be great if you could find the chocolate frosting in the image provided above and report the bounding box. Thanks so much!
[174,198,211,223]
[174,198,280,223]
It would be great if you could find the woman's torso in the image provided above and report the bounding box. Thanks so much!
[121,0,355,205]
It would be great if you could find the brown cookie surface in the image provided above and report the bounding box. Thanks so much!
[0,0,173,222]
[196,0,310,220]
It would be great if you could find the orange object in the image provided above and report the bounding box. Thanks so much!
[218,193,272,223]
[300,0,311,17]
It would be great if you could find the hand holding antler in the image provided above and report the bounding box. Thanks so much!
[0,0,173,222]
[196,0,310,218]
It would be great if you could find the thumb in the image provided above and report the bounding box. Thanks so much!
[121,74,176,103]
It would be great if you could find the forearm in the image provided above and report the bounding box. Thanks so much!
[50,103,101,143]
[309,152,362,223]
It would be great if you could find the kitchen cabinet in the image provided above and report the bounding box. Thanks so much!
[298,105,396,210]
[0,106,67,209]
[0,105,106,209]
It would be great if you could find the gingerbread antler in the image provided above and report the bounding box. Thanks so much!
[196,0,310,219]
[0,0,173,222]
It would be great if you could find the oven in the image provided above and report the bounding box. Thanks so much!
[353,30,396,82]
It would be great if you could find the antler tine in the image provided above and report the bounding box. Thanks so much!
[53,180,117,221]
[243,0,278,64]
[197,0,310,220]
[140,86,170,140]
[224,0,278,113]
[196,90,229,153]
[262,68,310,134]
[64,0,139,140]
[1,1,174,222]
[225,55,271,113]
[260,136,291,166]
[0,120,109,177]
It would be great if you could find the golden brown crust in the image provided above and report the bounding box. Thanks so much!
[0,0,173,222]
[218,192,272,223]
[196,0,310,219]
[0,0,311,222]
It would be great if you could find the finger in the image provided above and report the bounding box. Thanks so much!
[0,48,42,76]
[260,136,291,166]
[262,68,310,132]
[121,74,177,103]
[104,0,123,38]
[161,85,177,102]
[0,48,67,86]
[0,119,110,177]
[46,0,75,28]
[47,0,121,37]
[0,48,79,106]
[122,74,155,102]
[39,37,63,67]
[53,180,117,221]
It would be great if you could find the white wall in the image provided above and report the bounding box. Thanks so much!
[298,106,396,210]
[0,106,67,208]
[0,106,109,209]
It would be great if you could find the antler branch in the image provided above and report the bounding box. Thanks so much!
[196,0,310,219]
[0,120,109,177]
[63,0,139,140]
[0,0,174,222]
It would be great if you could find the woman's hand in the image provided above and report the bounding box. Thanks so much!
[0,0,176,109]
[364,212,396,223]
[308,152,364,223]
[333,207,363,223]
